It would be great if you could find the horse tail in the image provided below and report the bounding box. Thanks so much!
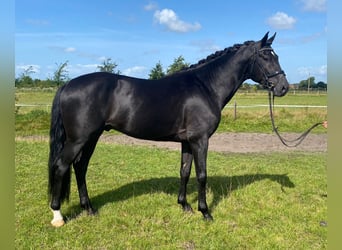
[48,84,70,203]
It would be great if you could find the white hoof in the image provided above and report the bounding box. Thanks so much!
[51,219,65,227]
[51,209,65,227]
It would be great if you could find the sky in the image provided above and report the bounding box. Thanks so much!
[15,0,327,84]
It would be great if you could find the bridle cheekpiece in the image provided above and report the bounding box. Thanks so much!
[248,47,286,91]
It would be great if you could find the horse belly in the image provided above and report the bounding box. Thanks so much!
[108,102,185,141]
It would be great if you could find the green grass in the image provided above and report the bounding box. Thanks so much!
[15,141,327,249]
[230,91,327,106]
[15,89,327,136]
[15,88,55,114]
[218,107,326,133]
[15,110,51,136]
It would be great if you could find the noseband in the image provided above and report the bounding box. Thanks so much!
[248,47,286,90]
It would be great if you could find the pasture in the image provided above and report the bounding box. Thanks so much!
[15,88,327,135]
[15,140,327,249]
[15,88,327,249]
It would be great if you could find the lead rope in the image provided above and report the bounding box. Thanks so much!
[268,90,323,147]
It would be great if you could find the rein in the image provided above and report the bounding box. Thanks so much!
[268,90,323,147]
[249,46,323,147]
[248,46,323,147]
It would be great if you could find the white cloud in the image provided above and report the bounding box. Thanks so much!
[144,2,158,11]
[122,66,148,78]
[154,9,201,33]
[67,64,99,77]
[297,65,327,80]
[16,64,41,75]
[97,56,108,62]
[300,31,325,43]
[267,12,297,30]
[64,47,76,53]
[318,65,327,75]
[300,0,326,12]
[190,40,221,53]
[49,45,77,53]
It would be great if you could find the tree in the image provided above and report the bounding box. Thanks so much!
[149,61,165,80]
[53,61,69,86]
[241,82,251,91]
[97,58,121,74]
[299,76,315,90]
[316,81,327,90]
[166,55,190,75]
[15,65,35,87]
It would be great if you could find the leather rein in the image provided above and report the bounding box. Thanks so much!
[250,47,323,147]
[268,91,323,147]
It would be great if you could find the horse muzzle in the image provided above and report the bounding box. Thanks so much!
[271,75,289,97]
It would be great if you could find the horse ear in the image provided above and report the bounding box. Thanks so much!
[267,32,277,45]
[261,32,270,47]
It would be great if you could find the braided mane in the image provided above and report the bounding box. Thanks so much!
[182,40,255,72]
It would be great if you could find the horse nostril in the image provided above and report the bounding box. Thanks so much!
[282,86,288,95]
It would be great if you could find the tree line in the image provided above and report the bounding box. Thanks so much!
[15,56,190,88]
[15,56,327,90]
[240,77,327,92]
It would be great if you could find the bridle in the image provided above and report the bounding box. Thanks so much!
[248,47,323,147]
[248,47,286,91]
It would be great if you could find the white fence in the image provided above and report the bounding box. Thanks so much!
[16,104,328,109]
[225,104,327,109]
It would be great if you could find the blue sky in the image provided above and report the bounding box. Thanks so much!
[15,0,327,83]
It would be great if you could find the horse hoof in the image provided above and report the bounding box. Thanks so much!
[87,208,98,216]
[51,219,65,227]
[183,204,193,213]
[203,214,213,221]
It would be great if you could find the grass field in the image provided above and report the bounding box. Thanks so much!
[15,140,327,249]
[15,88,327,249]
[15,88,327,135]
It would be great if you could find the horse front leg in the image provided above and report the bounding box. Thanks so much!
[190,137,213,221]
[178,141,193,212]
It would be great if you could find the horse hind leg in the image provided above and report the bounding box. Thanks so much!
[50,140,87,227]
[190,137,213,221]
[73,136,100,215]
[178,141,194,212]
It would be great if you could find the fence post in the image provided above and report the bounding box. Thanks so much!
[234,101,237,120]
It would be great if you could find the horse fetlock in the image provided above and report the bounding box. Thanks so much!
[198,204,212,220]
[87,207,97,216]
[202,212,213,221]
[183,203,194,213]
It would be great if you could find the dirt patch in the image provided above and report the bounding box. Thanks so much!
[98,132,327,153]
[16,132,327,153]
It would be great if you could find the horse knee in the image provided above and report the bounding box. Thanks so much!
[197,173,207,186]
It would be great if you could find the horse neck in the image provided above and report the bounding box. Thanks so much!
[196,46,253,110]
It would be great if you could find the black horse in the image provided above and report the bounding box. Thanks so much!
[48,32,289,227]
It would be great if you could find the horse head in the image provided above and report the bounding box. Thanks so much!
[248,32,289,97]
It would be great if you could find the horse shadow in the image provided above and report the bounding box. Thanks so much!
[64,173,294,221]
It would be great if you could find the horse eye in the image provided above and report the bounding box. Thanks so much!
[264,50,277,59]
